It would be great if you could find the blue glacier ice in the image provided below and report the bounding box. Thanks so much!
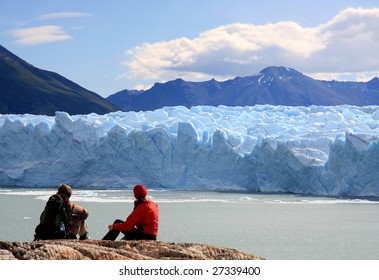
[1,105,379,197]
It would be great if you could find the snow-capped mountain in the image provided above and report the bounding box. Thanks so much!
[107,66,379,111]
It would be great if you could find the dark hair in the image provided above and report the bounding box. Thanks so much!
[57,183,72,198]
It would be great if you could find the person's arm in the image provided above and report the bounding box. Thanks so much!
[113,205,144,232]
[70,202,89,220]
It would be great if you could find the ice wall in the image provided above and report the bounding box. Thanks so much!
[1,105,379,197]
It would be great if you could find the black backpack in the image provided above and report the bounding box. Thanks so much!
[34,194,68,240]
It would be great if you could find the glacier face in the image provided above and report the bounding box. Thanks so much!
[1,105,379,197]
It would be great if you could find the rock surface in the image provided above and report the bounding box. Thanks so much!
[0,240,264,260]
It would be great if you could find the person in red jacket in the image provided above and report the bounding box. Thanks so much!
[102,184,159,240]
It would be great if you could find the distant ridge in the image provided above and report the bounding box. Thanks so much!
[0,45,119,115]
[107,66,379,111]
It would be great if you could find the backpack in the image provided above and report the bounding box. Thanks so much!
[34,194,68,240]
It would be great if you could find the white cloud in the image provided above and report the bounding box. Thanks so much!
[134,84,153,91]
[120,7,379,85]
[309,71,379,82]
[311,7,379,73]
[10,25,72,46]
[7,12,92,46]
[37,12,93,20]
[122,22,326,82]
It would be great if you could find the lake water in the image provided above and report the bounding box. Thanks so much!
[0,188,378,260]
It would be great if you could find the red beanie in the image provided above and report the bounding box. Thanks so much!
[133,184,147,199]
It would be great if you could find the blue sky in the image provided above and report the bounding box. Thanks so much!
[1,0,379,98]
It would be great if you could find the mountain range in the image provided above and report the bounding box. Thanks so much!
[2,43,379,115]
[107,66,379,111]
[0,45,119,115]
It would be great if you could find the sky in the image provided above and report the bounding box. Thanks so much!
[1,0,379,98]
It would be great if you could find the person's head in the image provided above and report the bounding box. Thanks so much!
[133,184,147,200]
[57,183,72,199]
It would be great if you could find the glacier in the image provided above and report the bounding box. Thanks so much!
[1,105,379,197]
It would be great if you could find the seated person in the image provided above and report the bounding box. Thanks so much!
[102,184,159,240]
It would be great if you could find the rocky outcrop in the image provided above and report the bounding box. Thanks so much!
[0,240,264,260]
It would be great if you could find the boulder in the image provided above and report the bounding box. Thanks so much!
[0,240,264,260]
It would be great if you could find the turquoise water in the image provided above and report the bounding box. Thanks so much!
[1,188,379,260]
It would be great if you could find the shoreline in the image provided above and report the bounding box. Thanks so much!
[2,186,379,201]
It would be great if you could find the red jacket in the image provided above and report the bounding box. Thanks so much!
[113,200,159,237]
